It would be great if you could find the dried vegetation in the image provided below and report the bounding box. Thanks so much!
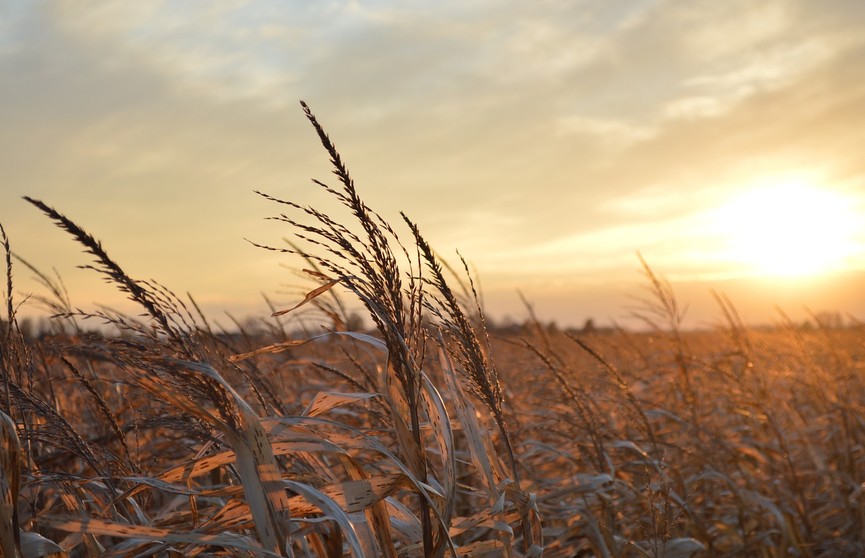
[1,104,863,557]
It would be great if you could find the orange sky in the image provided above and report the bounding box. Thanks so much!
[2,1,865,329]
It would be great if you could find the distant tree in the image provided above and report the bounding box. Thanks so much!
[582,318,596,333]
[18,317,34,341]
[814,311,844,330]
[345,311,365,332]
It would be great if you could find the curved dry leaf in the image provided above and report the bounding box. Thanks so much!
[229,339,312,363]
[283,481,364,558]
[19,531,65,558]
[328,331,388,352]
[338,457,398,558]
[449,509,520,538]
[611,440,650,459]
[324,475,408,514]
[302,391,379,418]
[420,372,456,541]
[158,450,240,484]
[121,477,200,497]
[573,474,615,494]
[271,278,341,317]
[438,348,503,499]
[384,498,422,544]
[38,516,280,556]
[264,416,455,554]
[158,438,348,485]
[204,498,254,530]
[0,410,20,558]
[171,361,293,557]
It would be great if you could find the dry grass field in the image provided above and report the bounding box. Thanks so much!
[1,104,863,557]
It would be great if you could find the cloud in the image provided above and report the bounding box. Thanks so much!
[556,114,656,147]
[665,41,835,120]
[2,0,865,325]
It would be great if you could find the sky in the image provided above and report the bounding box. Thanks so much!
[2,0,865,330]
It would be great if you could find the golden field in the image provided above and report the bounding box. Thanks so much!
[0,105,862,557]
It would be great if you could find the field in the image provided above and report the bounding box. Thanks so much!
[1,105,863,557]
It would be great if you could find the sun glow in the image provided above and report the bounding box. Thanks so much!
[715,177,862,278]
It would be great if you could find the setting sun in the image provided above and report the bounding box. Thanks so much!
[716,178,861,278]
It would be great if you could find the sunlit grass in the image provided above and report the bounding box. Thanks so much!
[1,105,863,557]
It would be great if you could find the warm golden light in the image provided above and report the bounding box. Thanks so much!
[716,177,860,278]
